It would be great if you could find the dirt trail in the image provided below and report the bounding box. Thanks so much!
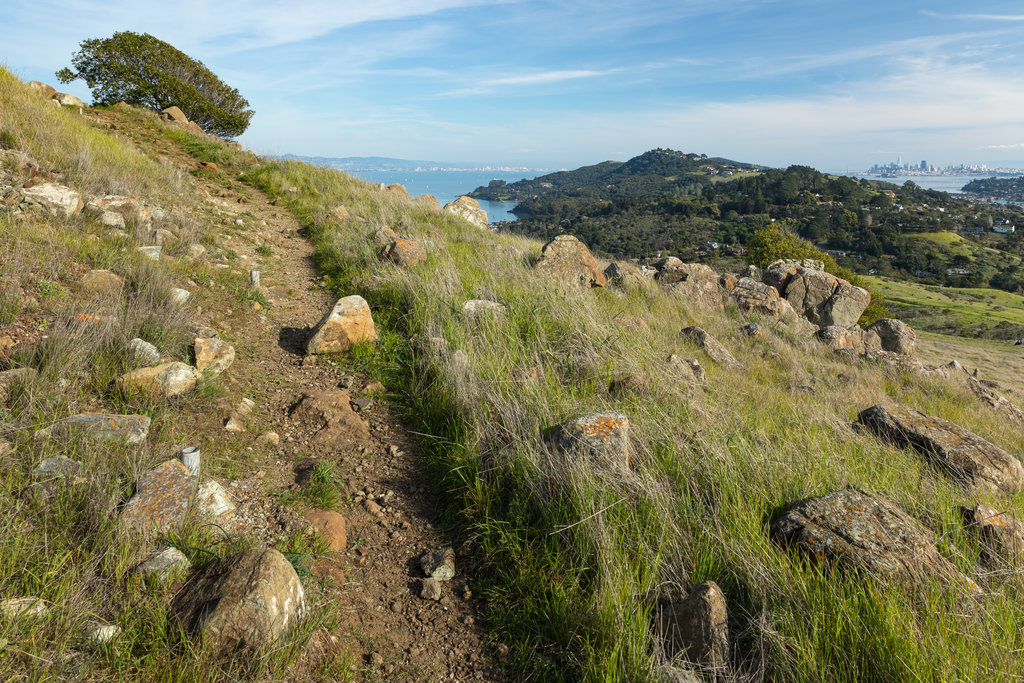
[99,110,503,681]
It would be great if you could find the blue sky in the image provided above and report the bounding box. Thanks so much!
[4,1,1024,170]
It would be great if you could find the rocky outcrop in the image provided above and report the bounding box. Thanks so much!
[27,81,56,98]
[35,413,150,445]
[305,295,377,354]
[170,548,305,649]
[772,488,978,590]
[655,581,729,672]
[763,264,869,328]
[656,264,723,310]
[117,362,201,398]
[386,183,410,199]
[731,277,795,320]
[549,412,630,471]
[814,325,856,351]
[680,327,738,367]
[534,235,606,288]
[866,319,916,355]
[442,196,487,228]
[653,257,683,270]
[21,182,83,217]
[856,404,1024,493]
[380,238,426,267]
[53,92,86,107]
[85,195,152,227]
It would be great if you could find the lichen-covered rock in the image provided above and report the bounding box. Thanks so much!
[292,391,370,445]
[653,256,683,270]
[122,459,197,532]
[306,295,376,354]
[21,182,83,217]
[421,547,456,581]
[856,404,1024,493]
[128,338,161,367]
[763,265,870,328]
[680,326,738,367]
[194,337,235,374]
[117,362,201,398]
[170,548,304,649]
[656,264,723,310]
[961,504,1024,566]
[867,318,916,355]
[550,412,630,471]
[196,480,236,523]
[535,235,606,288]
[718,272,738,293]
[442,196,487,228]
[604,261,651,290]
[655,581,729,671]
[35,413,150,445]
[772,488,979,590]
[370,224,399,247]
[380,238,426,267]
[416,194,440,208]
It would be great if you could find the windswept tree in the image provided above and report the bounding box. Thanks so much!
[57,31,253,138]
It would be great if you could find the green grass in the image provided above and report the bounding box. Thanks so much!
[246,158,1024,681]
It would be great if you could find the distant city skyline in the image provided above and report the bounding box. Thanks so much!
[3,1,1024,170]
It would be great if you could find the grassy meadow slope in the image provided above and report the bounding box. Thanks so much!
[246,160,1024,680]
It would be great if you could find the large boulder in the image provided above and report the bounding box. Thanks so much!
[656,264,723,310]
[549,412,630,471]
[856,404,1024,493]
[53,92,86,107]
[534,235,606,288]
[442,196,487,228]
[170,548,305,649]
[305,295,376,354]
[866,319,916,355]
[161,106,188,123]
[655,581,729,672]
[35,413,150,446]
[117,362,201,398]
[21,182,83,217]
[814,325,856,351]
[680,327,738,367]
[27,81,56,98]
[763,265,869,328]
[772,488,978,590]
[385,183,410,199]
[122,459,196,532]
[731,277,795,320]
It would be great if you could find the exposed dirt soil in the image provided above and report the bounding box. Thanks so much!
[93,108,504,681]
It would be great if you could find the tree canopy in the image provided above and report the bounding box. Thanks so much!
[57,31,253,138]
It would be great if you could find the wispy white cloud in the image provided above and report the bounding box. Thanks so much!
[922,10,1024,22]
[984,143,1024,150]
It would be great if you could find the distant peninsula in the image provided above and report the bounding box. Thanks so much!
[278,154,546,174]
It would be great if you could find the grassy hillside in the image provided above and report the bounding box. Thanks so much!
[244,159,1024,680]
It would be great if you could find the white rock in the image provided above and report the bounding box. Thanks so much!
[169,288,191,306]
[128,338,161,366]
[87,624,121,644]
[133,546,192,581]
[138,245,162,261]
[196,480,235,521]
[21,182,83,217]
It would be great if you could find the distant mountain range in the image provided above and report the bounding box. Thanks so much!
[278,154,543,173]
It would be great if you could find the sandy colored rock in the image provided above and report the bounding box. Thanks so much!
[196,480,236,522]
[326,204,349,222]
[772,488,978,591]
[27,81,56,98]
[680,326,738,367]
[82,269,124,295]
[386,183,410,199]
[604,261,651,290]
[194,337,235,374]
[442,196,488,228]
[668,355,707,384]
[731,277,793,320]
[380,238,426,267]
[656,263,723,310]
[292,391,371,445]
[118,362,201,398]
[170,547,304,649]
[550,411,630,471]
[857,404,1024,493]
[306,295,376,354]
[764,265,870,328]
[53,92,86,107]
[161,106,187,123]
[656,581,729,671]
[867,318,916,355]
[814,325,856,351]
[35,413,150,445]
[122,459,197,533]
[421,547,456,581]
[85,195,151,225]
[415,194,440,208]
[304,509,347,551]
[462,299,506,319]
[535,235,606,288]
[22,182,83,217]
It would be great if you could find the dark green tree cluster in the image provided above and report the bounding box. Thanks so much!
[57,31,253,138]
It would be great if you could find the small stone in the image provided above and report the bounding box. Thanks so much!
[421,547,456,581]
[364,499,382,516]
[194,337,235,374]
[550,412,630,471]
[128,338,161,366]
[0,597,46,620]
[656,581,729,671]
[169,288,191,306]
[305,295,376,355]
[117,362,201,398]
[81,269,124,295]
[462,299,507,319]
[33,456,82,479]
[257,431,280,446]
[35,413,150,446]
[303,509,348,551]
[137,245,162,261]
[196,480,236,522]
[132,546,192,581]
[740,322,764,338]
[87,624,121,645]
[420,578,442,601]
